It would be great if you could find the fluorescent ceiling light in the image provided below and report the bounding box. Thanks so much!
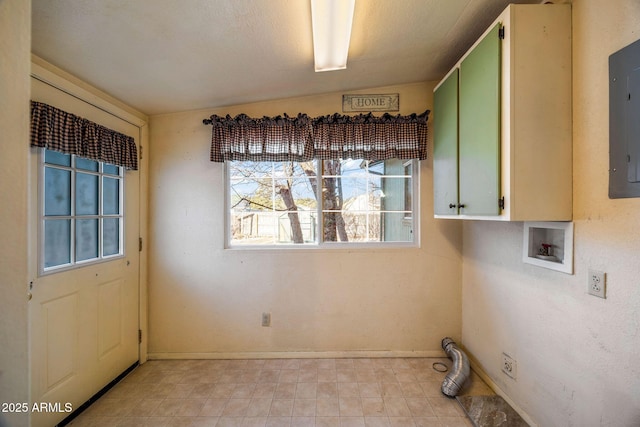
[311,0,355,72]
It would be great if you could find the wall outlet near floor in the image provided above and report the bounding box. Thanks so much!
[261,312,271,327]
[502,353,517,379]
[588,269,606,299]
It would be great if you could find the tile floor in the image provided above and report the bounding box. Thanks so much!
[68,357,494,427]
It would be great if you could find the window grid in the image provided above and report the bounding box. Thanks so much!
[41,149,124,273]
[227,159,417,247]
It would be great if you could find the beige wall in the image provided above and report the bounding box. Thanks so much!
[461,1,640,425]
[148,82,464,357]
[0,0,31,426]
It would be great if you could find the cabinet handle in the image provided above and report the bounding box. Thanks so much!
[449,203,456,209]
[458,204,466,209]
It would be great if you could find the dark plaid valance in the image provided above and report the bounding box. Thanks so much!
[30,101,138,170]
[312,111,429,161]
[204,113,313,162]
[204,110,429,162]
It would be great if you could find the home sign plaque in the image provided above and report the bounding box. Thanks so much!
[342,94,399,112]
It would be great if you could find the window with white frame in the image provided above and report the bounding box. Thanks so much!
[41,148,124,271]
[228,158,417,246]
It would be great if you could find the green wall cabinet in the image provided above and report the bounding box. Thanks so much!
[433,69,459,215]
[433,4,573,221]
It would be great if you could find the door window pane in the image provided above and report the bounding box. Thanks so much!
[103,164,120,175]
[76,157,99,172]
[76,219,99,262]
[103,218,120,256]
[44,167,71,216]
[75,172,99,215]
[103,177,120,215]
[45,150,71,167]
[44,219,71,268]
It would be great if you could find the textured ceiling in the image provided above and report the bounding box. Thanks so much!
[32,0,539,115]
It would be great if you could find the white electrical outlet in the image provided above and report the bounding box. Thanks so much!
[262,312,271,327]
[588,269,606,299]
[502,353,517,379]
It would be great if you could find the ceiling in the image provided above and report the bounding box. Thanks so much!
[32,0,539,116]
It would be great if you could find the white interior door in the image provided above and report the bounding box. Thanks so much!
[29,77,141,427]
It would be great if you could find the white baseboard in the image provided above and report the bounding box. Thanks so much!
[147,350,446,360]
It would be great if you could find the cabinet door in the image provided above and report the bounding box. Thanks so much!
[459,23,501,215]
[433,69,459,215]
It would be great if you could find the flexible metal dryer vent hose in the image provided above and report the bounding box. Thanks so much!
[441,337,470,397]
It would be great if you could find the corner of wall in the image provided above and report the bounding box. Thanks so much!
[0,0,31,426]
